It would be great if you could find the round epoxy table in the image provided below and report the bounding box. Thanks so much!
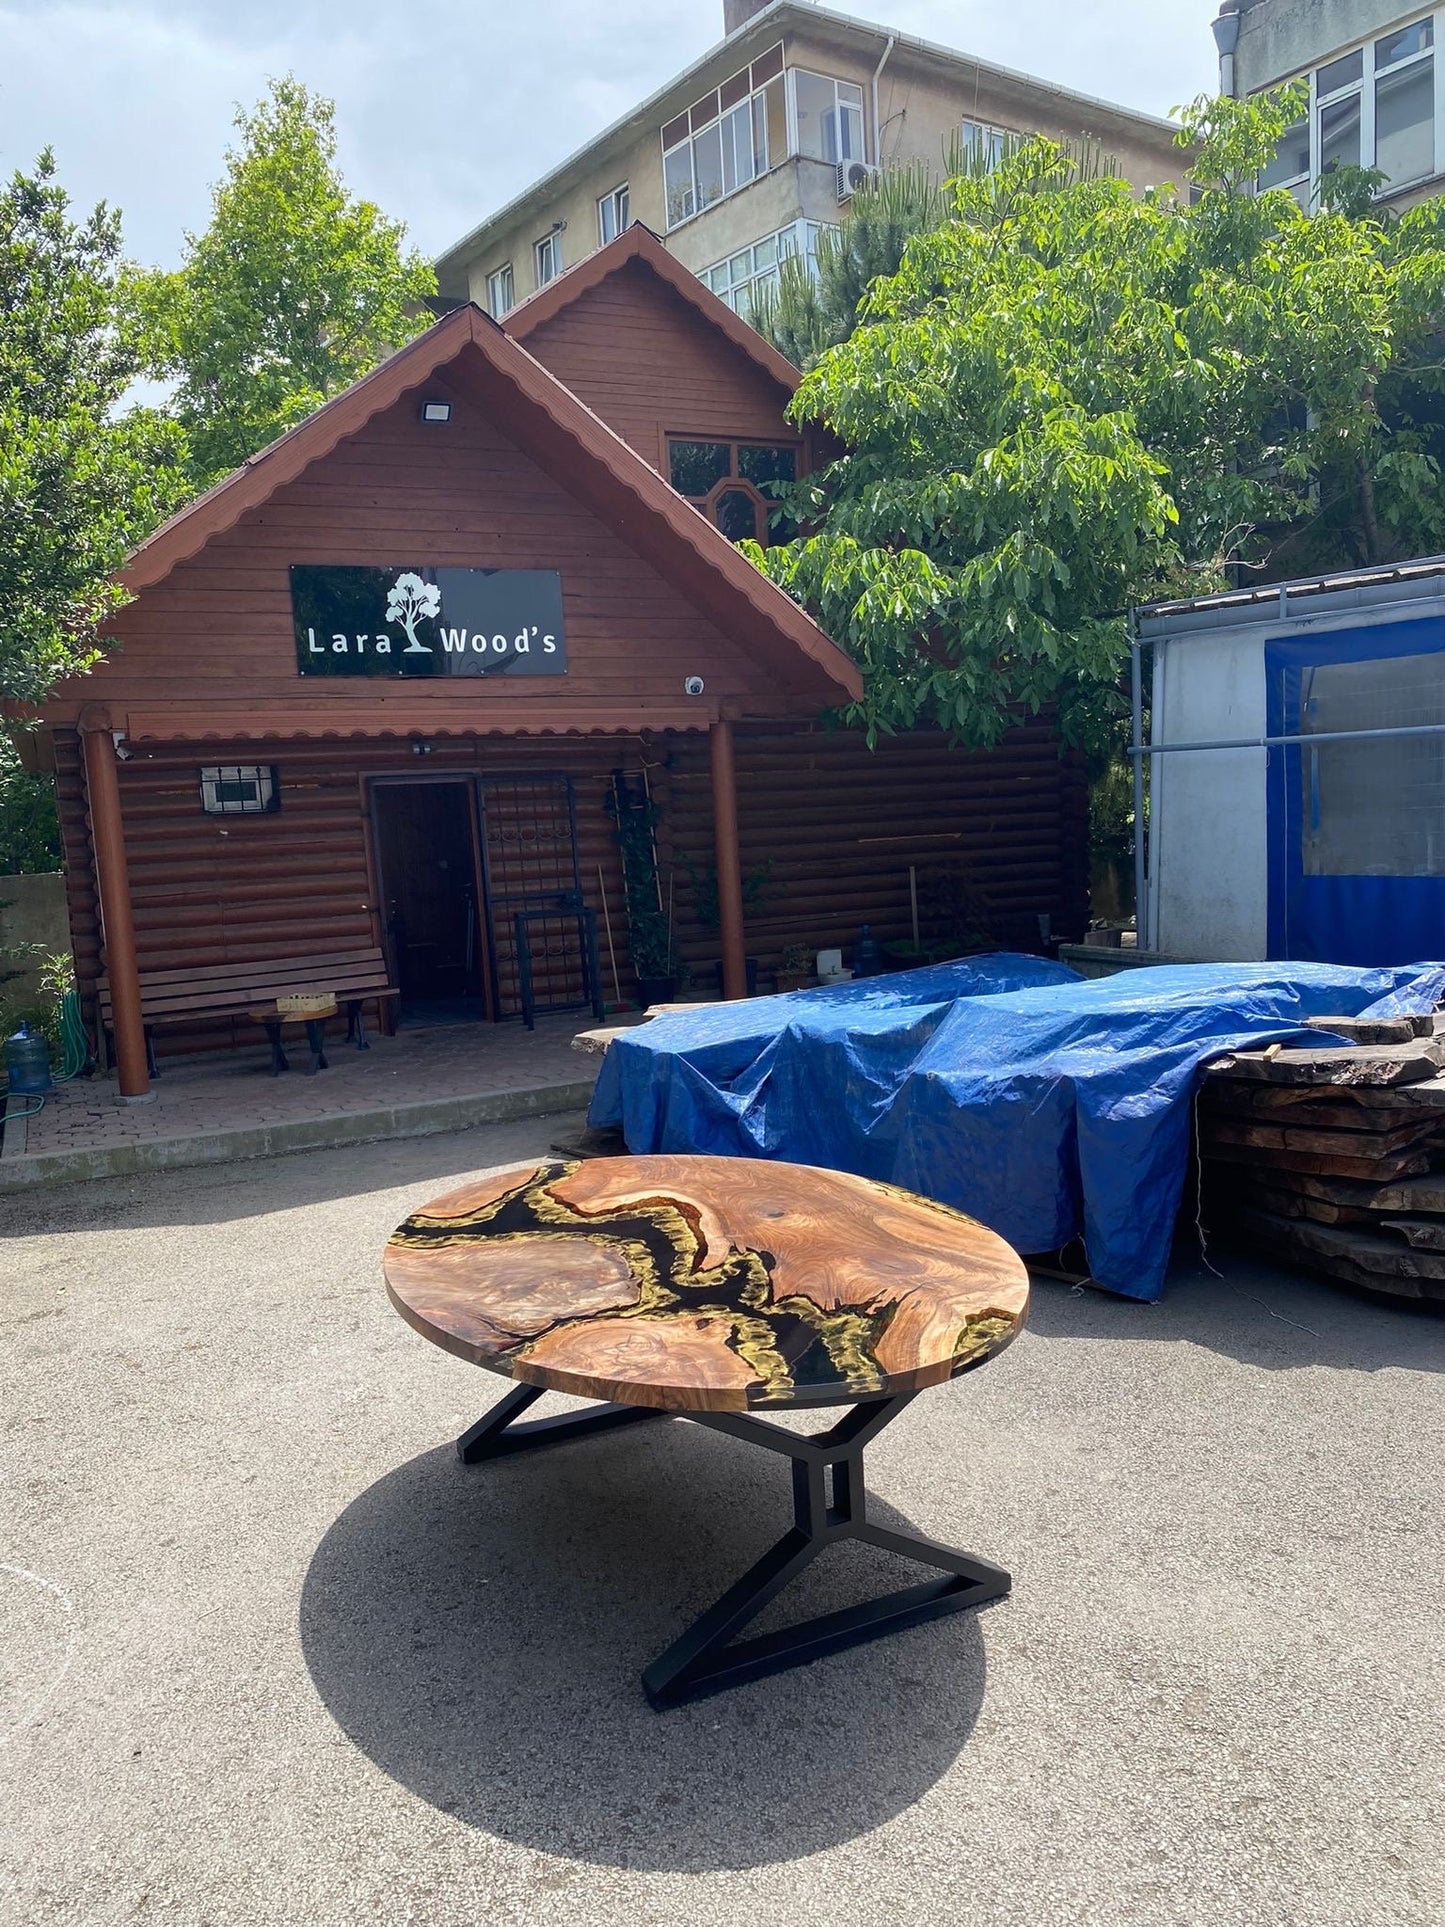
[384,1154,1029,1708]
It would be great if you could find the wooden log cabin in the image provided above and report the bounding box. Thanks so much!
[21,225,1088,1100]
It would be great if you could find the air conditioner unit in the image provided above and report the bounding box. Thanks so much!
[836,160,878,202]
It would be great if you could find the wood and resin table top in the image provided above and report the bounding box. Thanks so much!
[384,1156,1029,1413]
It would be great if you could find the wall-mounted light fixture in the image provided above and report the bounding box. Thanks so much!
[419,400,452,424]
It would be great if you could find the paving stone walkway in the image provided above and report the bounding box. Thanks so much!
[2,1014,605,1185]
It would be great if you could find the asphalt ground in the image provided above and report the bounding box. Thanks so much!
[3,1119,1443,1927]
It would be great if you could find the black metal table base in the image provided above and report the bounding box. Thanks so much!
[455,1382,1010,1709]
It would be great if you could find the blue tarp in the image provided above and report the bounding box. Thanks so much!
[589,957,1445,1302]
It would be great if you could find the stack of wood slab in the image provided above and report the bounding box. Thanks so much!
[1199,1013,1445,1304]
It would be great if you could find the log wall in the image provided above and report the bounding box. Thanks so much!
[56,717,1087,1055]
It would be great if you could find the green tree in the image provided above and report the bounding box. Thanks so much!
[750,86,1445,754]
[752,161,948,368]
[0,736,60,873]
[753,138,1118,371]
[132,78,436,488]
[0,152,187,704]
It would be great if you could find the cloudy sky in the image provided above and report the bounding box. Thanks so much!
[0,0,1219,270]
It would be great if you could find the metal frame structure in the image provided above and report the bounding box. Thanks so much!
[454,1383,1010,1710]
[511,900,606,1029]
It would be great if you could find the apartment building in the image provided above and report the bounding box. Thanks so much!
[1215,0,1444,210]
[436,0,1183,323]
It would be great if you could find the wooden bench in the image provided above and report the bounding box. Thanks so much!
[95,948,399,1075]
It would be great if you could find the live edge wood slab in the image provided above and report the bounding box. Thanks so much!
[384,1155,1030,1414]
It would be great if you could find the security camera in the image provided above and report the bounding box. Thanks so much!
[684,676,705,697]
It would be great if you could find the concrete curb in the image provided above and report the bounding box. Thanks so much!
[0,1076,596,1192]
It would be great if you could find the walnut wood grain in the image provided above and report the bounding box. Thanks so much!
[384,1156,1030,1413]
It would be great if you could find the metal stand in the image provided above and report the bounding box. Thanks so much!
[512,898,606,1031]
[456,1386,1010,1710]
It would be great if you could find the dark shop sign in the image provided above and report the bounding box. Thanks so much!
[290,566,567,678]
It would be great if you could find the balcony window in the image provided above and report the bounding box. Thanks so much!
[659,49,871,230]
[598,183,630,245]
[701,219,831,317]
[714,222,827,313]
[791,68,865,165]
[661,43,786,230]
[1377,52,1435,184]
[1260,10,1437,202]
[1258,118,1310,197]
[1320,92,1363,173]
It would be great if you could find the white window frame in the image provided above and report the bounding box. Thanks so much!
[598,183,630,246]
[959,118,1015,171]
[485,262,514,318]
[534,229,563,288]
[788,67,867,168]
[1261,7,1441,203]
[659,43,793,232]
[701,219,832,318]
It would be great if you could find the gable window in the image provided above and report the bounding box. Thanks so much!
[485,262,514,318]
[534,229,564,288]
[598,183,630,245]
[661,43,787,228]
[1259,11,1437,203]
[791,69,865,165]
[668,438,799,544]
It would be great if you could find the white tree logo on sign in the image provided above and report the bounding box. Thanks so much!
[384,572,441,653]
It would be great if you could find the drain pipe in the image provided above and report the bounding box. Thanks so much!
[1212,2,1241,98]
[871,34,895,165]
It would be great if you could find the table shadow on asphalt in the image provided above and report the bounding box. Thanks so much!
[299,1417,991,1871]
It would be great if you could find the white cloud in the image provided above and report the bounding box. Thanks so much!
[0,0,1219,270]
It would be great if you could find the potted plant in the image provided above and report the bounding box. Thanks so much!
[774,943,817,994]
[606,772,678,1006]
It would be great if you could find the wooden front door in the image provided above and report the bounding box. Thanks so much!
[372,780,490,1016]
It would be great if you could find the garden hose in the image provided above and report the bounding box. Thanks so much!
[55,989,89,1081]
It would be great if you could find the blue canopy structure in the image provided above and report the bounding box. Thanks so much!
[589,957,1445,1301]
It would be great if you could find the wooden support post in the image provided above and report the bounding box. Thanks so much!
[81,722,150,1100]
[710,717,748,1001]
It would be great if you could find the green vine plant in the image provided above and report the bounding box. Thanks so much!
[605,772,675,984]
